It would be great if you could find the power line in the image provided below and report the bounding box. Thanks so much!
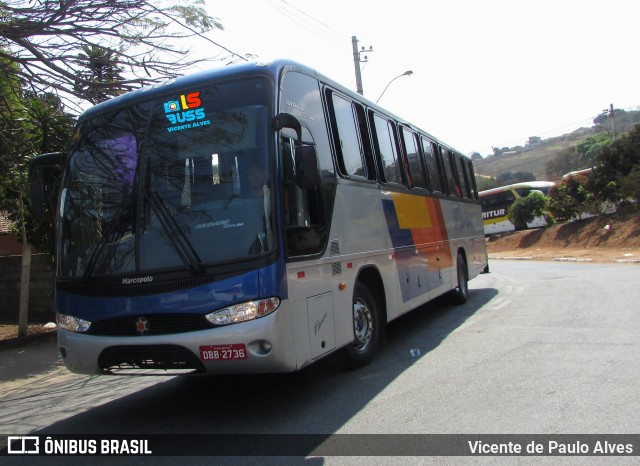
[278,0,348,41]
[262,0,348,50]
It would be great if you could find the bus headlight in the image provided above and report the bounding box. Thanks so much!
[206,297,280,326]
[57,313,92,333]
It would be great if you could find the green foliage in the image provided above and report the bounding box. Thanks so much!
[619,165,640,203]
[507,191,547,230]
[547,174,593,222]
[496,171,535,186]
[545,132,611,180]
[587,124,640,206]
[475,175,497,191]
[75,46,125,104]
[575,132,611,161]
[0,79,75,256]
[593,109,640,134]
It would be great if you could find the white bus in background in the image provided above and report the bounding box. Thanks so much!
[479,181,555,235]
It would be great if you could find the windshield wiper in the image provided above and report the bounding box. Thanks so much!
[145,188,204,275]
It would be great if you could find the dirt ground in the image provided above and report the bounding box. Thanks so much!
[0,323,57,349]
[486,212,640,263]
[2,213,638,348]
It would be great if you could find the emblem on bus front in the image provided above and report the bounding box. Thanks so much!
[135,317,150,335]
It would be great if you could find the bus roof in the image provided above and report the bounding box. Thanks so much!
[562,168,593,181]
[78,59,467,158]
[479,181,555,197]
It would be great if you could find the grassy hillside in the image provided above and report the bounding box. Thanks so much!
[473,130,594,181]
[473,109,640,182]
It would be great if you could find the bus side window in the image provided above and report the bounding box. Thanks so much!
[440,147,459,197]
[402,127,427,189]
[371,113,403,185]
[465,158,479,199]
[354,105,377,181]
[328,92,367,179]
[454,154,471,199]
[421,138,442,193]
[282,136,326,257]
[501,191,516,204]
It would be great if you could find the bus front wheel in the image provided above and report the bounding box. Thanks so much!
[341,283,380,369]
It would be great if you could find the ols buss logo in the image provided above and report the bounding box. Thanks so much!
[163,91,207,125]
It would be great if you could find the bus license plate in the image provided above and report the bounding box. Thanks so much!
[199,344,247,361]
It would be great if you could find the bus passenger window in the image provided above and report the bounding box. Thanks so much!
[330,93,366,178]
[464,159,478,199]
[455,155,471,199]
[402,128,426,189]
[372,114,403,185]
[354,104,377,181]
[421,139,442,193]
[440,148,459,196]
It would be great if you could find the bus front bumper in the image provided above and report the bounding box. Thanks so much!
[57,314,298,376]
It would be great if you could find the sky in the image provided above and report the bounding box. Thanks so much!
[184,0,638,156]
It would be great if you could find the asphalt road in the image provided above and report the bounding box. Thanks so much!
[1,260,639,464]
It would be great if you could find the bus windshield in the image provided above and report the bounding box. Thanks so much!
[58,78,274,279]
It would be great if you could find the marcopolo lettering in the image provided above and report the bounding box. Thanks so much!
[122,276,154,285]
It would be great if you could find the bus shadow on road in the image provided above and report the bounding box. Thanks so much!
[31,287,498,458]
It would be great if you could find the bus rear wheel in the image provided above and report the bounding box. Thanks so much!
[450,252,469,305]
[341,283,380,369]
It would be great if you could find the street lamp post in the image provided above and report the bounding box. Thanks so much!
[376,70,413,103]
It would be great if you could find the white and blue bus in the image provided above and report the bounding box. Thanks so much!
[30,60,488,375]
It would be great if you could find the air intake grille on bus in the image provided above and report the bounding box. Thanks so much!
[330,239,342,275]
[89,314,213,336]
[98,345,205,373]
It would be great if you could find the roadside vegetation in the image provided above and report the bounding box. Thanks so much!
[0,0,225,338]
[507,124,640,227]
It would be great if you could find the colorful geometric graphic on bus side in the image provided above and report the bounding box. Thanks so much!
[381,193,453,302]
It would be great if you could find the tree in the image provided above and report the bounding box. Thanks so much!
[547,174,592,222]
[0,71,75,338]
[0,0,227,104]
[0,90,75,252]
[619,165,640,204]
[475,175,497,191]
[587,124,640,207]
[545,132,611,180]
[496,171,535,186]
[545,146,580,180]
[75,45,125,104]
[507,191,547,230]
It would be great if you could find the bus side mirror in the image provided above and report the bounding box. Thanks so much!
[28,152,65,222]
[295,145,319,189]
[273,113,319,188]
[273,113,302,145]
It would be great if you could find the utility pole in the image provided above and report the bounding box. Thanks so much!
[351,36,373,95]
[609,103,616,141]
[603,104,616,141]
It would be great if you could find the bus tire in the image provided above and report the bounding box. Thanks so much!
[341,283,380,369]
[450,252,469,305]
